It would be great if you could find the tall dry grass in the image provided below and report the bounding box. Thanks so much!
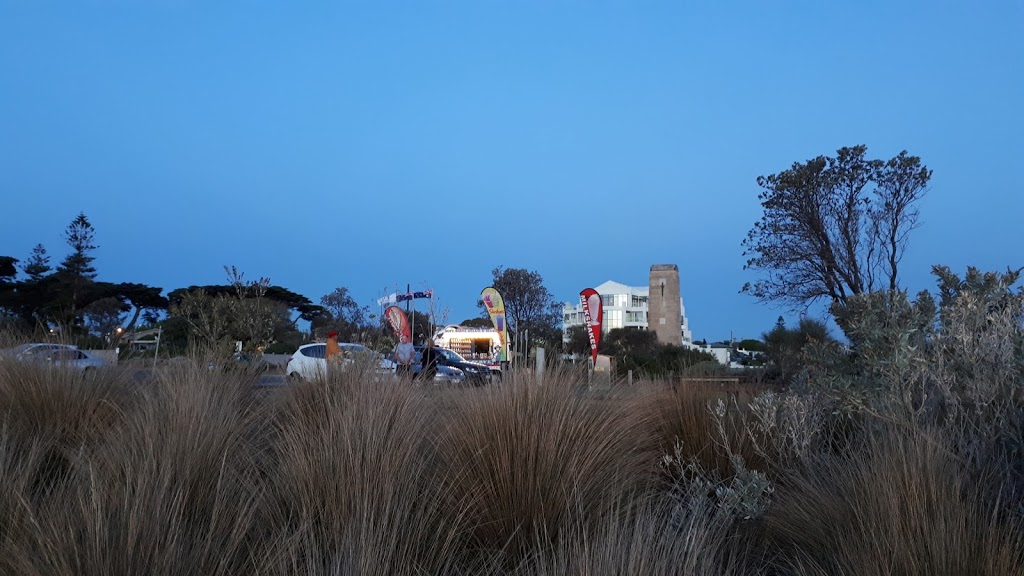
[764,427,1024,575]
[1,361,266,575]
[258,365,468,575]
[647,380,766,479]
[1,325,1022,575]
[433,366,664,567]
[521,496,746,576]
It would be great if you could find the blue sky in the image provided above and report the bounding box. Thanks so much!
[1,1,1021,341]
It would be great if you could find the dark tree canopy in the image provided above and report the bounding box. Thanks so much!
[0,257,17,282]
[742,145,931,308]
[105,282,169,343]
[761,317,837,383]
[600,328,717,377]
[459,317,494,329]
[737,338,766,352]
[563,324,591,356]
[168,283,321,325]
[83,296,130,337]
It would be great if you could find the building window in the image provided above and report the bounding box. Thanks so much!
[602,294,627,308]
[627,310,648,323]
[602,309,623,331]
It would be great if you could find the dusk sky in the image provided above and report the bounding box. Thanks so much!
[2,1,1021,341]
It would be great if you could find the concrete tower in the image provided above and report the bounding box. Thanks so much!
[648,264,682,345]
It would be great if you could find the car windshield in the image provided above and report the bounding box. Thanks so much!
[10,344,71,357]
[438,349,466,362]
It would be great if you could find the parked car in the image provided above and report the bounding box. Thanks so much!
[387,346,466,383]
[286,342,397,381]
[208,353,269,373]
[430,346,498,386]
[387,345,490,385]
[1,343,105,373]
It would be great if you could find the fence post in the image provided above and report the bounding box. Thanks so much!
[535,347,545,385]
[627,369,633,386]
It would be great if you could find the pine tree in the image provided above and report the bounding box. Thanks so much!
[55,212,99,328]
[22,243,52,281]
[59,213,98,280]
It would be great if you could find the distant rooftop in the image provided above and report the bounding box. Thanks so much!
[650,264,678,272]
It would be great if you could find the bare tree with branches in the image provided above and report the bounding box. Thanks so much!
[742,145,931,308]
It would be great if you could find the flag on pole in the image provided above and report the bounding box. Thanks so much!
[579,288,603,364]
[377,290,433,306]
[480,287,508,362]
[384,306,411,342]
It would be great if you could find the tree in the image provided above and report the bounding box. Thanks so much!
[406,310,434,345]
[105,282,169,348]
[0,257,17,323]
[742,145,931,308]
[761,317,837,383]
[22,244,52,281]
[170,289,238,352]
[601,328,716,377]
[59,212,98,280]
[166,268,315,353]
[0,257,16,283]
[737,338,766,352]
[459,317,494,329]
[168,282,322,327]
[318,287,369,341]
[602,328,660,365]
[83,297,130,339]
[52,212,100,328]
[225,266,277,351]
[480,266,562,349]
[563,324,591,356]
[2,246,54,327]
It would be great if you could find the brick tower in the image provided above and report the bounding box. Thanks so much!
[648,264,681,346]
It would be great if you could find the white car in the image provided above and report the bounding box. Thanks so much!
[286,342,397,381]
[2,343,105,373]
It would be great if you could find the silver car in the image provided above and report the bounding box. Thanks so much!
[3,343,105,373]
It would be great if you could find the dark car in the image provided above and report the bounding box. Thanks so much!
[385,346,463,383]
[422,346,496,386]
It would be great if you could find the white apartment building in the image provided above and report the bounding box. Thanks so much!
[563,280,693,344]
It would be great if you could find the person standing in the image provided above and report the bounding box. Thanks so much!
[418,339,439,382]
[393,336,415,379]
[326,330,343,374]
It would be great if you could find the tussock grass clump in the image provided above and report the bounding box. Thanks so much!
[260,369,466,576]
[764,427,1024,575]
[0,358,132,452]
[435,367,663,566]
[646,380,766,480]
[0,355,135,534]
[2,361,266,576]
[2,316,1022,574]
[520,496,747,576]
